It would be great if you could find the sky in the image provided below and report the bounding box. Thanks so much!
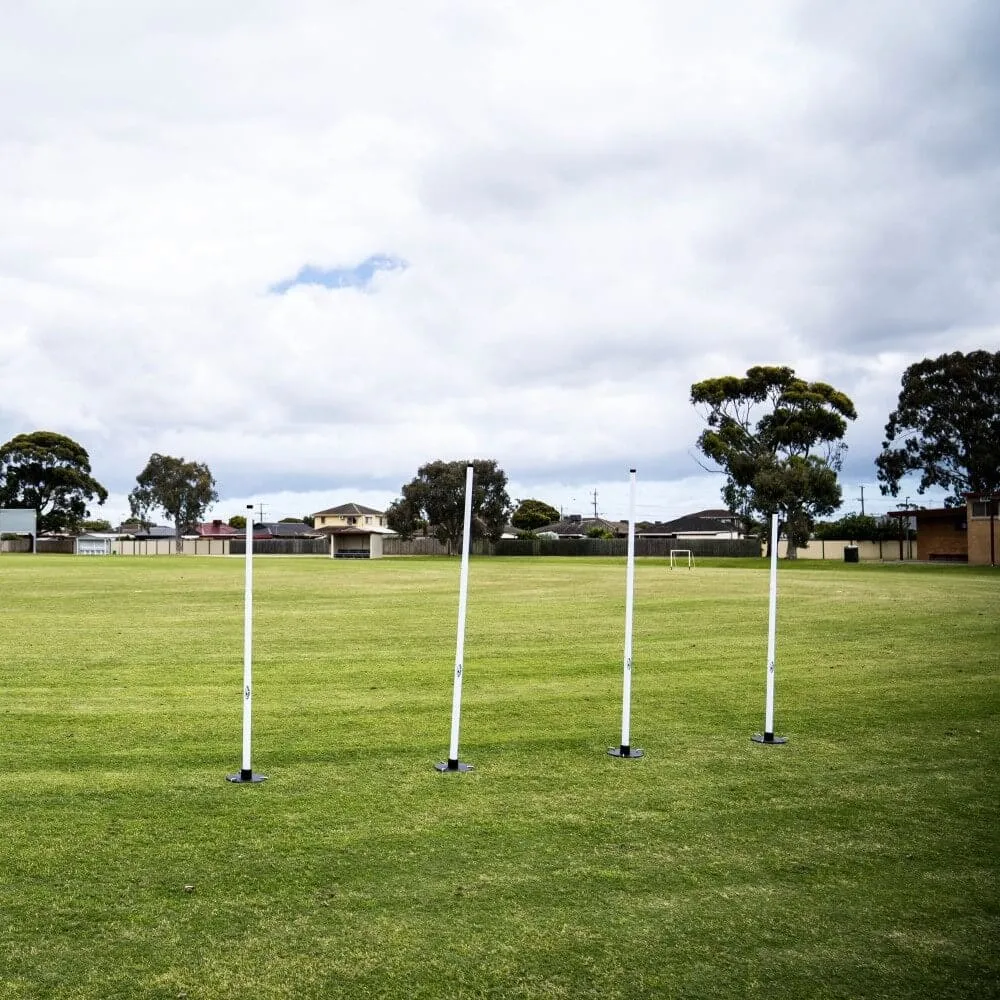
[1,0,997,526]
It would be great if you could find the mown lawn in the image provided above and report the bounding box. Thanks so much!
[0,554,997,999]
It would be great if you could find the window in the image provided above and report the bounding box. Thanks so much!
[971,500,999,518]
[347,516,357,525]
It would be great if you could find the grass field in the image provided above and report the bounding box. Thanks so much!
[0,554,997,1000]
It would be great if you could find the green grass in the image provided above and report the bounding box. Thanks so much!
[0,554,997,999]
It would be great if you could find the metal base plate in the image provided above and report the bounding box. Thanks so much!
[435,760,473,772]
[226,772,268,783]
[751,733,788,745]
[608,747,645,758]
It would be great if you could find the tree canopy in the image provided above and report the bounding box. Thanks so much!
[0,430,108,533]
[388,459,512,552]
[813,513,896,542]
[875,350,1000,506]
[690,366,857,557]
[511,498,560,531]
[128,453,218,553]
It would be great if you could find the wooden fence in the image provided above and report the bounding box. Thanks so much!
[382,536,761,558]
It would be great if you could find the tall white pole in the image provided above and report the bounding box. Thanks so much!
[438,464,475,772]
[753,512,787,745]
[242,503,254,773]
[610,469,643,758]
[228,504,267,781]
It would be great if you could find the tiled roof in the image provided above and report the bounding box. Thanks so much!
[638,514,737,535]
[257,521,319,537]
[312,502,384,517]
[197,521,240,537]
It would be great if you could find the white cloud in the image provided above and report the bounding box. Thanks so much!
[1,0,996,525]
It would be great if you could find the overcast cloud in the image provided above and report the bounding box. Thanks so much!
[1,0,997,525]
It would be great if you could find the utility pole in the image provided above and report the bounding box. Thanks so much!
[896,497,916,560]
[591,489,599,518]
[256,502,269,524]
[857,485,866,515]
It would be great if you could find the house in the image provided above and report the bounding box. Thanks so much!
[255,521,319,539]
[312,503,387,531]
[117,523,176,539]
[533,514,627,538]
[637,509,744,540]
[197,520,241,539]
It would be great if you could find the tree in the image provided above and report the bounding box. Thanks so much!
[690,366,857,558]
[511,498,560,531]
[876,350,1000,506]
[81,518,114,533]
[0,431,108,533]
[227,515,247,530]
[385,497,424,540]
[390,459,512,553]
[128,454,218,554]
[813,513,895,542]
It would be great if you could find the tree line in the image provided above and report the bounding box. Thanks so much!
[1,350,997,557]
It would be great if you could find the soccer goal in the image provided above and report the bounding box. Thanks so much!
[669,548,694,569]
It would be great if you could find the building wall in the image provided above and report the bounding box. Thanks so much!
[915,517,968,561]
[315,512,385,529]
[968,509,999,566]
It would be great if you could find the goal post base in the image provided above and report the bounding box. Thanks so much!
[608,745,645,759]
[226,770,267,783]
[435,759,474,773]
[751,732,788,745]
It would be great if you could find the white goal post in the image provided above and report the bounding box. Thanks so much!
[669,548,694,569]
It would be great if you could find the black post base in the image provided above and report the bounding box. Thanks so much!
[226,769,268,783]
[751,732,788,745]
[435,759,473,772]
[608,745,645,759]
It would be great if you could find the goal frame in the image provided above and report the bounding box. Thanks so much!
[669,548,694,569]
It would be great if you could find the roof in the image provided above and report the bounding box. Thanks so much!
[886,507,966,521]
[312,502,384,517]
[129,525,176,538]
[257,521,318,537]
[197,520,240,537]
[316,525,396,536]
[638,514,738,535]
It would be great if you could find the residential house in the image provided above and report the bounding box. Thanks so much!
[312,503,387,531]
[637,509,744,540]
[197,520,241,539]
[255,521,319,539]
[534,514,627,538]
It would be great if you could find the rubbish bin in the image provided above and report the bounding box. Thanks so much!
[844,545,859,563]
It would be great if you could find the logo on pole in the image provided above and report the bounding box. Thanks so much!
[244,684,251,700]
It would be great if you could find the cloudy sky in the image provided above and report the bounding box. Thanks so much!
[2,0,997,525]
